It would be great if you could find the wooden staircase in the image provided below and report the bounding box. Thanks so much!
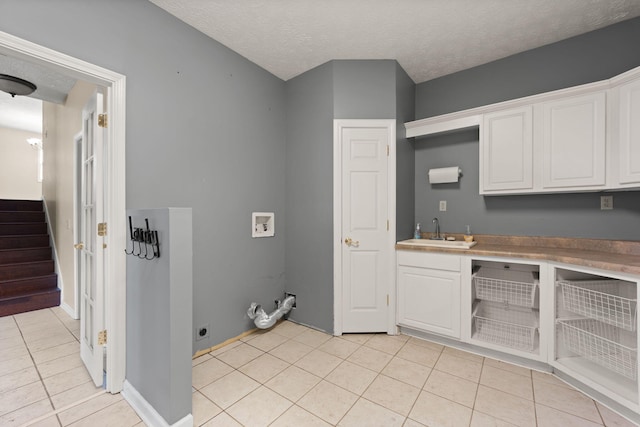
[0,199,59,317]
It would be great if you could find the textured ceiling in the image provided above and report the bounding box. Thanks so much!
[0,54,76,105]
[149,0,640,83]
[0,53,77,133]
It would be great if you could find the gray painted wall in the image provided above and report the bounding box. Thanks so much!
[285,60,413,332]
[333,60,397,119]
[395,63,416,241]
[413,18,640,240]
[284,62,334,333]
[126,208,192,425]
[416,18,640,117]
[0,0,287,353]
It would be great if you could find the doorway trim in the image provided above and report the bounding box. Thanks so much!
[333,119,397,336]
[0,31,127,393]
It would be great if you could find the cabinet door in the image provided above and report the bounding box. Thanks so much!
[618,79,640,185]
[481,106,534,193]
[397,266,461,338]
[541,92,606,189]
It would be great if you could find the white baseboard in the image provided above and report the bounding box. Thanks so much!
[122,380,193,427]
[42,197,74,316]
[60,301,77,319]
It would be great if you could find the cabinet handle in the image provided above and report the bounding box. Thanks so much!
[74,242,84,250]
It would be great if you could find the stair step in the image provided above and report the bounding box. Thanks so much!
[0,274,57,299]
[0,211,45,223]
[0,200,43,212]
[0,247,52,265]
[0,223,48,236]
[0,235,50,250]
[0,288,60,317]
[0,260,55,281]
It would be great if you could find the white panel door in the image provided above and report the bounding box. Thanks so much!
[541,92,606,189]
[618,78,640,185]
[79,91,106,387]
[481,106,533,193]
[340,126,389,333]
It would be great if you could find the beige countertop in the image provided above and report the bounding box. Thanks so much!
[395,234,640,276]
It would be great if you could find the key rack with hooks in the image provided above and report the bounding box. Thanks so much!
[125,216,160,259]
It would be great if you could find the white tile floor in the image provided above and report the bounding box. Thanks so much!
[1,308,637,426]
[0,307,142,427]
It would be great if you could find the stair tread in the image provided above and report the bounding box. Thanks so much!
[0,260,54,266]
[0,288,59,300]
[0,247,51,252]
[0,288,61,316]
[0,273,57,282]
[0,233,49,239]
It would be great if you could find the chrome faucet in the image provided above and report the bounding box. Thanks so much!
[431,217,444,240]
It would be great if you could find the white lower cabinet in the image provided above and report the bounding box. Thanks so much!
[396,250,640,422]
[397,251,461,339]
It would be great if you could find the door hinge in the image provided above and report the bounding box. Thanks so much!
[98,114,108,128]
[97,222,107,236]
[98,329,107,345]
[386,294,390,306]
[386,145,389,156]
[387,220,389,231]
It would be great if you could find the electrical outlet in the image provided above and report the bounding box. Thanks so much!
[439,200,447,211]
[196,324,209,341]
[600,195,613,210]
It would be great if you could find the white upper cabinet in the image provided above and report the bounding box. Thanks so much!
[480,91,607,195]
[405,65,640,195]
[481,106,533,193]
[540,92,606,190]
[616,77,640,186]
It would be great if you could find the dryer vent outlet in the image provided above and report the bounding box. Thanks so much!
[285,293,297,309]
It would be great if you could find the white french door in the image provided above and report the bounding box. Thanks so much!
[334,120,396,334]
[78,90,106,387]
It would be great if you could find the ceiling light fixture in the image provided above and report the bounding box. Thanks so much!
[27,138,42,149]
[0,74,37,97]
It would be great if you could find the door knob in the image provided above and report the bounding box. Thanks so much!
[74,243,84,249]
[344,237,360,247]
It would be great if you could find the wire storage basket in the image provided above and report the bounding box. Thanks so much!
[474,267,538,308]
[558,318,637,380]
[559,280,637,331]
[473,301,539,351]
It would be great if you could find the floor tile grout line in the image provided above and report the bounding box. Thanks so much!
[10,308,100,427]
[534,402,606,426]
[12,312,58,420]
[467,356,485,426]
[530,367,539,427]
[18,389,106,427]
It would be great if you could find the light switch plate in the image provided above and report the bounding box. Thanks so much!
[439,200,447,211]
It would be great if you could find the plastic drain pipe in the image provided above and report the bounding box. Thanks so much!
[247,295,296,329]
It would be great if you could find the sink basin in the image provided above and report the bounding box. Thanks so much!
[396,239,477,249]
